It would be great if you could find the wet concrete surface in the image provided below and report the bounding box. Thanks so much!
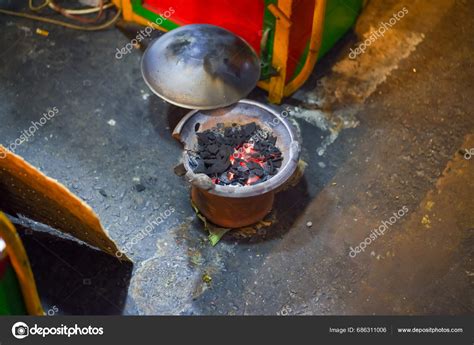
[0,0,472,315]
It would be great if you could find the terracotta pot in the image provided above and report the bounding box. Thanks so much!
[191,186,274,228]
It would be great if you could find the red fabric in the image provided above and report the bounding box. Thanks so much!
[286,0,315,81]
[144,0,265,54]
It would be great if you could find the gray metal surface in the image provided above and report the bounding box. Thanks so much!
[141,24,261,109]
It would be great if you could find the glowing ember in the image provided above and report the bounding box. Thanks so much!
[227,142,267,184]
[230,143,264,166]
[246,175,260,185]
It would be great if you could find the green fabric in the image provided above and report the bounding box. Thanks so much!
[0,263,27,315]
[131,0,180,31]
[260,0,278,80]
[319,0,364,58]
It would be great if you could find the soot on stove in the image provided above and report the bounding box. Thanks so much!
[190,122,283,186]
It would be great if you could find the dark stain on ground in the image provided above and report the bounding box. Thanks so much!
[16,224,132,315]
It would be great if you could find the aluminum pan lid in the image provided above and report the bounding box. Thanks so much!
[141,24,261,110]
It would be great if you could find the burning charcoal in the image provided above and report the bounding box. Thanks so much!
[242,122,256,136]
[218,173,231,185]
[256,129,268,140]
[200,151,212,159]
[264,160,274,173]
[207,159,231,174]
[273,160,282,169]
[197,132,210,145]
[246,161,257,170]
[207,132,217,142]
[267,135,277,146]
[207,144,219,154]
[192,122,283,186]
[254,168,264,177]
[217,146,231,159]
[247,174,260,185]
[237,164,249,173]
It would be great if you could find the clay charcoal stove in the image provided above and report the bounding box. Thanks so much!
[189,122,283,186]
[173,100,301,228]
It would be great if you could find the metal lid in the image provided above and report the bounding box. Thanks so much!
[141,24,261,110]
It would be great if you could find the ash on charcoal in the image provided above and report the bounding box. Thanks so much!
[189,122,283,186]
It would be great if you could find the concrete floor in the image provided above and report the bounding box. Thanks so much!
[0,0,472,315]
